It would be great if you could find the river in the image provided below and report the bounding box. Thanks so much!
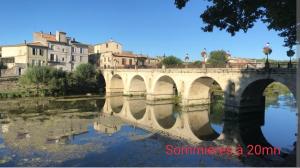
[0,92,297,166]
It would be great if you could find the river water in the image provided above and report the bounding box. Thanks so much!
[0,93,297,166]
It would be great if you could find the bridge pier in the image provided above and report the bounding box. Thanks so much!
[124,91,146,96]
[181,98,210,106]
[224,96,265,126]
[146,94,176,101]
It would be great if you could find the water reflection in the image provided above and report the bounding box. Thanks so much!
[262,94,297,152]
[186,105,220,141]
[128,98,146,120]
[110,96,124,113]
[153,103,178,129]
[0,94,296,167]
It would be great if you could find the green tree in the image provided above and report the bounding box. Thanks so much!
[74,63,96,81]
[73,63,98,93]
[174,0,296,52]
[207,50,228,66]
[161,56,183,66]
[19,66,68,96]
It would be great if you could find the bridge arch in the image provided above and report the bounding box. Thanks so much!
[187,76,223,106]
[239,78,296,100]
[237,78,297,150]
[110,74,124,94]
[152,75,178,99]
[129,75,147,96]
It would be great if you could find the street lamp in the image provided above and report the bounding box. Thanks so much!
[263,42,272,69]
[184,53,189,68]
[201,48,207,68]
[287,49,295,68]
[113,58,118,69]
[225,50,231,68]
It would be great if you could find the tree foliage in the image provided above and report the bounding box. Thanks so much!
[175,0,296,51]
[161,56,183,65]
[19,63,101,96]
[207,50,228,66]
[74,63,96,81]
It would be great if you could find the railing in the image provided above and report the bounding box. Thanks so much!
[101,62,298,70]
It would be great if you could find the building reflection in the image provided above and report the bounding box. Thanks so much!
[0,98,124,153]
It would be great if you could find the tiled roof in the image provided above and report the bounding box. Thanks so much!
[27,42,48,47]
[113,52,147,59]
[0,42,48,48]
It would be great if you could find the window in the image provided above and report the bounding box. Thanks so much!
[40,49,43,56]
[62,48,65,52]
[129,59,132,65]
[71,55,75,61]
[80,48,83,54]
[50,45,54,50]
[62,57,65,62]
[32,48,36,55]
[71,47,75,53]
[122,58,126,65]
[50,54,54,61]
[106,43,108,48]
[116,44,119,49]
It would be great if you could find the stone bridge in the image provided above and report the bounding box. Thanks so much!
[101,68,296,120]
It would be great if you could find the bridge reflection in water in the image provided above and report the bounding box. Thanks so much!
[0,96,296,166]
[103,96,255,146]
[104,96,277,149]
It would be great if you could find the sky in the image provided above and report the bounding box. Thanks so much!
[0,0,292,61]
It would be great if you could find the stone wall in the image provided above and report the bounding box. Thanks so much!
[0,77,20,93]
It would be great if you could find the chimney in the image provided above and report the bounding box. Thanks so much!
[24,40,27,44]
[49,32,52,35]
[56,31,67,43]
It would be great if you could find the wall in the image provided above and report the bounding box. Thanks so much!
[94,41,122,54]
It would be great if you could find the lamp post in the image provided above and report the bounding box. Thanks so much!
[113,58,118,69]
[287,49,295,68]
[184,53,189,68]
[225,50,231,68]
[263,42,272,69]
[134,57,138,69]
[201,48,207,68]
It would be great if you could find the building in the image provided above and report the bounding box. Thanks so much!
[33,31,89,71]
[94,40,159,69]
[94,40,122,54]
[0,41,48,75]
[227,57,262,68]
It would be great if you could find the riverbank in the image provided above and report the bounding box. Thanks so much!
[0,64,105,99]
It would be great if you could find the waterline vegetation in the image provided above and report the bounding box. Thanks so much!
[0,64,102,98]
